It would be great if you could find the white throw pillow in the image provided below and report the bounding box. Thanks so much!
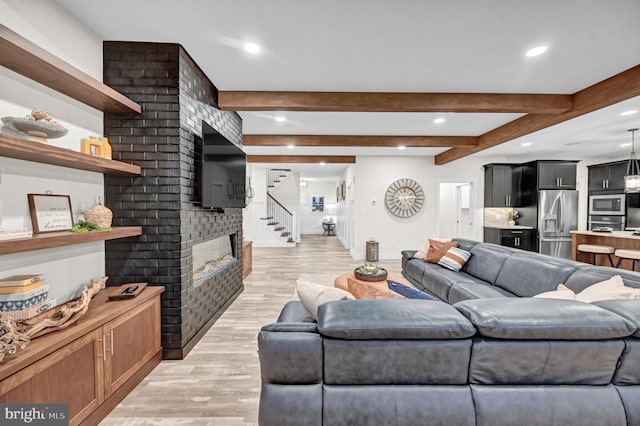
[533,284,576,300]
[295,280,355,320]
[574,275,640,303]
[414,237,450,260]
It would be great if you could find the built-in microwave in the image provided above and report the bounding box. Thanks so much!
[588,193,626,215]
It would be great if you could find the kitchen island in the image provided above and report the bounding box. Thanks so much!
[571,230,640,271]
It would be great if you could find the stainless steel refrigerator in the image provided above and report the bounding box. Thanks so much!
[538,190,579,259]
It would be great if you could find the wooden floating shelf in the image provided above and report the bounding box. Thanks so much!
[0,24,141,114]
[0,134,141,175]
[0,227,142,255]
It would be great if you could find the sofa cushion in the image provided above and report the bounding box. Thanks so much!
[447,281,516,305]
[565,266,640,293]
[494,252,577,297]
[594,299,640,338]
[453,298,637,340]
[318,299,476,340]
[421,265,480,301]
[452,237,480,253]
[403,258,428,287]
[461,243,514,284]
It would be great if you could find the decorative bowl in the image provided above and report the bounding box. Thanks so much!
[1,117,68,139]
[354,266,388,282]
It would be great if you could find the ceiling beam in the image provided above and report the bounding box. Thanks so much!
[243,134,478,148]
[435,64,640,165]
[247,155,356,164]
[219,91,572,113]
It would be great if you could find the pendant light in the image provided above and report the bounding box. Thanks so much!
[625,128,640,192]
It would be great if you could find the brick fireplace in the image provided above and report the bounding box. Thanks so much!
[103,42,244,359]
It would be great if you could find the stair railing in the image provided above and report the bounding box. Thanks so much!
[266,192,296,242]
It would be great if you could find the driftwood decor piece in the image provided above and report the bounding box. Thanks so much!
[17,276,107,339]
[0,315,30,362]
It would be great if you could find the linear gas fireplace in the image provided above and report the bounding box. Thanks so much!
[193,233,238,286]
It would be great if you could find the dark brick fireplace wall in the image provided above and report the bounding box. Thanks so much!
[103,42,244,359]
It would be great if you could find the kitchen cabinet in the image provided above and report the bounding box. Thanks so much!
[484,164,520,207]
[484,227,537,252]
[537,161,578,189]
[0,287,163,426]
[588,161,627,193]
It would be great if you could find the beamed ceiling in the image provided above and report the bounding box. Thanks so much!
[54,0,640,177]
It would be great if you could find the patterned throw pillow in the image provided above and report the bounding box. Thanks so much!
[426,239,459,263]
[437,247,471,272]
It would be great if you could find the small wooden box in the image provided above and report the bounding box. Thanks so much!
[108,283,146,300]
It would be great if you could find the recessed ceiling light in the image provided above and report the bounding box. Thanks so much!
[521,142,532,147]
[397,145,406,150]
[526,45,548,57]
[433,118,445,124]
[621,143,632,147]
[621,110,638,116]
[243,42,261,54]
[319,161,326,166]
[275,116,286,122]
[287,144,295,149]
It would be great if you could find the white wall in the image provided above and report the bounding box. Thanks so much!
[352,156,488,259]
[0,1,106,303]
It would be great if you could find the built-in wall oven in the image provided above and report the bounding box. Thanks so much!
[588,193,626,231]
[589,193,626,215]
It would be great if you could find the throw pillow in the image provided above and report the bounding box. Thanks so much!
[347,278,402,300]
[425,239,459,263]
[296,280,355,320]
[575,275,640,303]
[533,284,576,300]
[414,237,451,260]
[437,247,471,272]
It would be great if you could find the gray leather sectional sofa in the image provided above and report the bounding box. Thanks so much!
[258,239,640,425]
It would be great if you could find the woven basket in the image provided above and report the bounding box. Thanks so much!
[84,205,113,228]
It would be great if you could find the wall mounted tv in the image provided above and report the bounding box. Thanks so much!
[201,121,246,209]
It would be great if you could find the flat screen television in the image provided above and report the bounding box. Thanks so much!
[200,121,246,209]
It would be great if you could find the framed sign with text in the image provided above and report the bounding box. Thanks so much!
[27,194,74,233]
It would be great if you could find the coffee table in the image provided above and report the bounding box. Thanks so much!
[334,271,413,299]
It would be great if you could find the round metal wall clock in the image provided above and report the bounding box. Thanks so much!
[384,178,425,217]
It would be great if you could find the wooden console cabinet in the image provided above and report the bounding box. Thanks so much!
[243,240,253,278]
[0,286,163,425]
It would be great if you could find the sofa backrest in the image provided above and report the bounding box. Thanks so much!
[565,266,640,292]
[494,252,577,296]
[462,243,514,284]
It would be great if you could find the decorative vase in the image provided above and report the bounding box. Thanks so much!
[508,220,516,226]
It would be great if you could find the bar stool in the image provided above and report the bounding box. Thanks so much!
[577,244,615,267]
[614,249,640,271]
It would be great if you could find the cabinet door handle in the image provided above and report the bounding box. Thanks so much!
[602,180,606,189]
[560,177,563,186]
[110,330,114,357]
[98,337,107,362]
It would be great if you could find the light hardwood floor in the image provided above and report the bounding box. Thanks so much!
[100,235,403,425]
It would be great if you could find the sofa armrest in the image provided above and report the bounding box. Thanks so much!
[317,299,476,340]
[594,300,640,338]
[402,250,417,260]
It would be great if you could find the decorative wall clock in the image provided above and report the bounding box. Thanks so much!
[384,178,425,217]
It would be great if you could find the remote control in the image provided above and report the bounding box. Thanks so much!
[122,285,138,294]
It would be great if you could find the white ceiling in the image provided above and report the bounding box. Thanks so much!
[55,0,640,179]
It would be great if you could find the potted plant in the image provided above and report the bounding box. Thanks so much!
[508,209,520,226]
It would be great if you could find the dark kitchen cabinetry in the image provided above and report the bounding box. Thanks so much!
[484,164,521,207]
[588,161,627,193]
[484,227,537,252]
[536,161,578,189]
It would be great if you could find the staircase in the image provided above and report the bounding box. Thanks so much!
[260,168,297,245]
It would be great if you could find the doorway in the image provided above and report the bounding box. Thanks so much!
[436,180,476,239]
